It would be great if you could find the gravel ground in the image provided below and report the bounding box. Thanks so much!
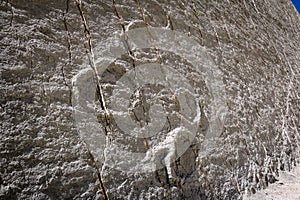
[244,163,300,200]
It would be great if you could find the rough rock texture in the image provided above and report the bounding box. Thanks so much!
[0,0,299,199]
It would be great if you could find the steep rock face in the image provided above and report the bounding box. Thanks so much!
[0,0,299,199]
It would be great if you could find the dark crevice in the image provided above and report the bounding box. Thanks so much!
[133,0,149,26]
[63,0,72,65]
[164,166,170,186]
[112,0,136,68]
[76,1,110,199]
[76,0,113,136]
[167,14,174,30]
[62,0,72,106]
[87,149,109,200]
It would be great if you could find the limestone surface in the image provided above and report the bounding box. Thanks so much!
[0,0,299,199]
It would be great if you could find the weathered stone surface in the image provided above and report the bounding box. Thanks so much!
[0,0,299,199]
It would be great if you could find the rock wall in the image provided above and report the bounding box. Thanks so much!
[0,0,299,199]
